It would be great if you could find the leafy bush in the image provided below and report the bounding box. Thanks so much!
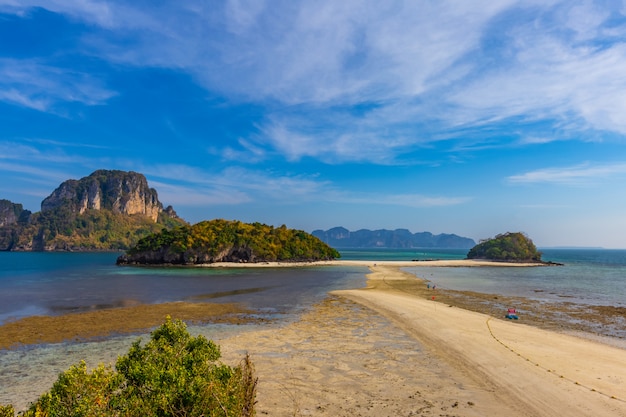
[3,318,256,417]
[0,405,15,417]
[466,232,542,261]
[24,362,118,417]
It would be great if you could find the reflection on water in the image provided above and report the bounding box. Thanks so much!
[0,252,367,324]
[188,287,271,300]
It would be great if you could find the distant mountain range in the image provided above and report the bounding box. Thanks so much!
[312,227,475,249]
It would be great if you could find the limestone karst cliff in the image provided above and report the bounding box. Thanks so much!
[41,170,163,221]
[0,199,31,227]
[0,170,186,251]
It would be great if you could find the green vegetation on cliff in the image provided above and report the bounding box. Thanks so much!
[466,232,542,262]
[0,170,187,251]
[32,208,184,251]
[118,219,341,265]
[0,205,186,252]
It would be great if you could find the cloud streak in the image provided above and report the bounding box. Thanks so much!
[139,163,470,210]
[0,58,116,112]
[507,162,626,185]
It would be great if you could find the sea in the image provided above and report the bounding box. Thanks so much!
[405,248,626,308]
[0,252,368,325]
[1,248,625,409]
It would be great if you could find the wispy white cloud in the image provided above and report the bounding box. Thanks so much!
[316,189,472,209]
[3,1,510,104]
[0,139,121,196]
[0,161,81,203]
[21,137,112,150]
[0,58,116,112]
[366,193,471,208]
[133,164,330,205]
[0,89,49,111]
[447,3,626,136]
[0,0,116,27]
[139,162,470,209]
[0,140,103,165]
[256,101,438,164]
[5,0,626,163]
[218,138,267,164]
[507,162,626,185]
[148,180,252,207]
[0,160,71,182]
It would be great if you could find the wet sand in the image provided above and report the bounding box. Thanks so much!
[202,259,550,268]
[0,302,258,350]
[218,265,626,416]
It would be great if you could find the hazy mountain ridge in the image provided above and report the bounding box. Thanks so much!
[312,226,475,249]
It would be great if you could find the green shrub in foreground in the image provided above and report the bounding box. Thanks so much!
[4,317,256,417]
[0,405,15,417]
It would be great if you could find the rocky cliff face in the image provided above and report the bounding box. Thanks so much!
[0,170,185,251]
[41,170,163,222]
[0,199,31,227]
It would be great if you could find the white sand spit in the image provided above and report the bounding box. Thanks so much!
[219,265,626,417]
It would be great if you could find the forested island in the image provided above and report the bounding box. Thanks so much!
[466,232,544,262]
[117,219,340,265]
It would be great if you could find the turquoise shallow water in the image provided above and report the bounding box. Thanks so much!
[340,248,626,308]
[2,249,622,322]
[0,252,367,324]
[417,249,626,308]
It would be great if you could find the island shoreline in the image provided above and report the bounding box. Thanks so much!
[193,258,555,268]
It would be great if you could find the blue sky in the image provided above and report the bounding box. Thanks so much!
[2,1,626,248]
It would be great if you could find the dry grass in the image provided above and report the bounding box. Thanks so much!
[0,302,259,349]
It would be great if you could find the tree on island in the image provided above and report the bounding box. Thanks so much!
[466,232,542,262]
[117,219,341,265]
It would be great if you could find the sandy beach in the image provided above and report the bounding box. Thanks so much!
[201,259,551,268]
[217,264,626,416]
[2,261,625,416]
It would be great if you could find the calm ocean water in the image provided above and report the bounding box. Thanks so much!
[1,248,625,409]
[341,247,626,307]
[1,248,624,323]
[0,252,367,325]
[404,248,626,308]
